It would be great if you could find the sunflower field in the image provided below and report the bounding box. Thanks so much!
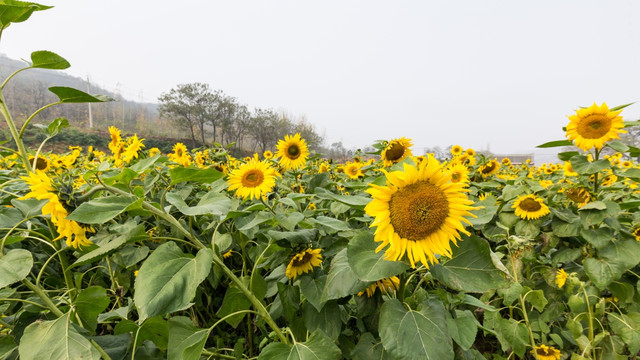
[3,3,640,360]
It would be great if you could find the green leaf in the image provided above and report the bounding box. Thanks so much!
[30,50,70,69]
[608,313,640,354]
[114,317,169,350]
[607,140,630,153]
[19,313,100,360]
[134,242,213,322]
[165,190,231,217]
[446,310,477,350]
[579,201,607,210]
[275,212,304,231]
[169,167,223,185]
[216,285,251,328]
[558,151,580,161]
[494,317,529,358]
[551,217,581,237]
[315,188,370,208]
[312,216,351,233]
[167,317,210,360]
[72,225,145,268]
[469,198,498,226]
[570,155,611,174]
[66,195,141,224]
[584,238,640,289]
[0,1,52,29]
[48,86,113,103]
[303,301,342,340]
[351,332,392,360]
[622,168,640,180]
[258,329,341,360]
[536,140,573,148]
[610,102,635,111]
[347,231,408,282]
[321,248,368,302]
[91,334,131,360]
[580,228,612,249]
[379,298,453,360]
[0,336,16,359]
[129,154,163,172]
[430,235,510,293]
[523,287,547,312]
[74,286,110,334]
[45,117,69,137]
[514,219,541,239]
[0,249,32,289]
[298,275,327,311]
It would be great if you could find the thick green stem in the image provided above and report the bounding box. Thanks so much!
[53,240,77,301]
[19,102,61,138]
[0,91,32,171]
[90,339,112,360]
[583,287,595,359]
[21,278,63,317]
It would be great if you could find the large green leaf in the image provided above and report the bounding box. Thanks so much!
[165,190,231,217]
[19,313,100,360]
[66,195,141,224]
[303,301,342,340]
[608,313,640,354]
[311,216,351,234]
[0,249,32,289]
[493,316,529,358]
[258,329,341,360]
[569,155,610,174]
[321,248,368,302]
[0,1,52,29]
[134,242,213,322]
[347,231,408,282]
[446,310,478,350]
[431,235,510,293]
[30,50,70,69]
[168,317,210,360]
[72,224,146,267]
[379,298,453,360]
[536,140,573,148]
[351,333,392,360]
[169,167,223,185]
[74,286,110,334]
[114,317,169,350]
[48,86,113,103]
[584,238,640,289]
[91,334,131,360]
[298,275,327,311]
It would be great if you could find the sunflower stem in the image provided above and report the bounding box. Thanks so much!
[510,253,539,360]
[0,91,32,172]
[397,272,407,303]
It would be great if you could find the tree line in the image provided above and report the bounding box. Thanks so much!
[158,83,324,152]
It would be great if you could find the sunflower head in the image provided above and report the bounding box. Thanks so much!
[263,150,274,159]
[512,194,550,220]
[566,102,626,150]
[381,137,413,167]
[344,161,363,180]
[227,158,279,200]
[632,226,640,241]
[358,276,400,297]
[555,268,568,288]
[566,187,591,207]
[365,156,477,268]
[285,248,322,279]
[276,133,309,170]
[450,145,463,156]
[478,159,500,178]
[531,344,562,360]
[447,162,470,185]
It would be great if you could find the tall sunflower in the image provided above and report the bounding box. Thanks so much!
[365,156,476,268]
[276,133,309,170]
[566,102,625,150]
[381,137,413,167]
[227,158,279,200]
[285,248,322,279]
[512,194,550,220]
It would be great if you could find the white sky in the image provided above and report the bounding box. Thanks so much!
[2,0,639,161]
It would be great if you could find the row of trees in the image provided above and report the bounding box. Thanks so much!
[158,83,324,152]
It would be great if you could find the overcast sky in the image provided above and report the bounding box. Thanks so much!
[2,0,639,160]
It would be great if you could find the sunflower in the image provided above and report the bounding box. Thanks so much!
[632,226,640,241]
[501,158,511,166]
[465,148,476,156]
[563,161,578,176]
[381,137,413,167]
[566,102,626,150]
[450,145,463,156]
[108,126,122,153]
[358,276,400,297]
[318,162,330,173]
[276,133,309,170]
[29,156,50,172]
[227,158,279,200]
[555,268,568,288]
[621,160,632,169]
[447,162,470,185]
[365,156,477,267]
[285,248,322,279]
[531,344,562,360]
[566,187,591,207]
[168,143,192,167]
[601,174,618,187]
[122,134,145,163]
[512,194,550,220]
[148,147,161,157]
[263,150,273,159]
[344,161,363,180]
[478,159,500,178]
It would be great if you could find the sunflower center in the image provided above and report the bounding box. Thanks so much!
[241,169,265,188]
[348,167,358,175]
[481,162,496,174]
[567,188,590,203]
[287,145,301,159]
[519,198,542,212]
[577,115,612,139]
[385,143,405,162]
[35,158,48,170]
[291,252,313,267]
[388,181,449,241]
[451,172,461,182]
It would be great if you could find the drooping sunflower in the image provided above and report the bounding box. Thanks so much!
[276,133,309,170]
[555,268,568,288]
[566,187,591,208]
[478,159,500,178]
[365,156,477,268]
[531,344,562,360]
[227,158,279,200]
[512,194,550,220]
[285,248,322,279]
[358,276,400,297]
[566,102,626,150]
[380,137,413,167]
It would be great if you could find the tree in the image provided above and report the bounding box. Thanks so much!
[248,108,280,153]
[158,83,213,148]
